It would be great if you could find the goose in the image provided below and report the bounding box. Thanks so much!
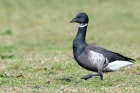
[70,13,135,80]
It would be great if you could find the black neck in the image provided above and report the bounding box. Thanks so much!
[74,26,87,43]
[73,26,88,57]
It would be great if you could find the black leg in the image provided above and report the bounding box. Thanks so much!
[81,73,103,80]
[81,74,93,80]
[100,74,103,80]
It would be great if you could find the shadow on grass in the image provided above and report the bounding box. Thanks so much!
[59,77,72,82]
[58,74,75,83]
[57,74,83,85]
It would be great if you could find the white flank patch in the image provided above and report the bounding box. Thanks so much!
[79,23,88,27]
[105,61,133,71]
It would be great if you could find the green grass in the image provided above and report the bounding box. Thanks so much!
[0,0,140,92]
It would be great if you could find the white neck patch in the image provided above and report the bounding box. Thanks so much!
[79,23,88,27]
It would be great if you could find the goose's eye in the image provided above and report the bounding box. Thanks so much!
[77,16,81,18]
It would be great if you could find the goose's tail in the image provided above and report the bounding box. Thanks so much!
[112,52,135,62]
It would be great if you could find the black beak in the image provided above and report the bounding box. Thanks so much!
[70,18,76,23]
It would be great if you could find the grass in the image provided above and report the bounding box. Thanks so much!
[0,0,140,92]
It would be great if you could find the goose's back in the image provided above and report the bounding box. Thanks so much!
[88,45,134,62]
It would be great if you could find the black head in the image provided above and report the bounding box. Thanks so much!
[70,13,89,24]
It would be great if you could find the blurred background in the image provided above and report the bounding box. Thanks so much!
[0,0,140,92]
[0,0,140,59]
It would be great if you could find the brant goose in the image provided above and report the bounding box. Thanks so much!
[70,13,135,80]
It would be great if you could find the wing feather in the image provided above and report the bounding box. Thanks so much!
[88,45,135,63]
